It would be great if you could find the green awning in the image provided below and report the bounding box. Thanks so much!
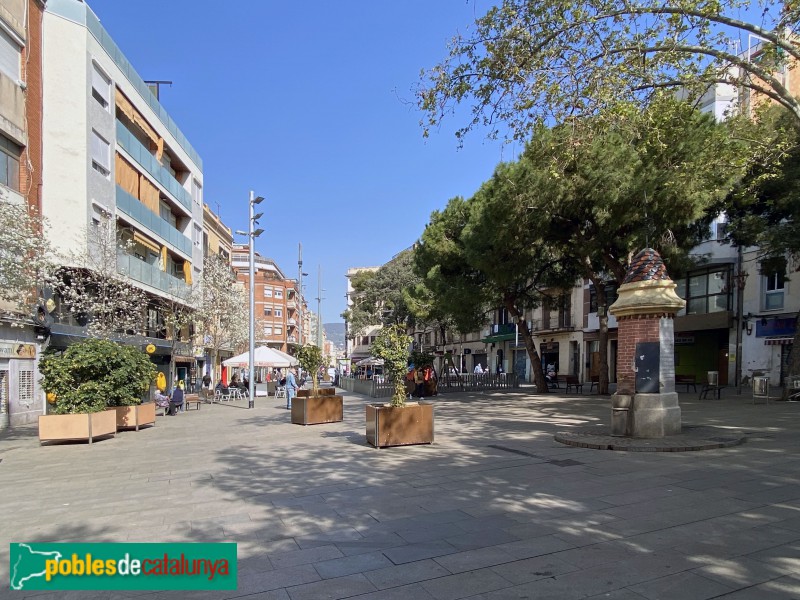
[480,333,516,343]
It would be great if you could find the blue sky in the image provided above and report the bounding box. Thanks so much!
[86,0,514,323]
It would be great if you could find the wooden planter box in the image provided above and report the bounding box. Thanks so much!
[39,409,117,445]
[291,394,343,425]
[115,402,156,431]
[297,387,336,397]
[366,402,434,448]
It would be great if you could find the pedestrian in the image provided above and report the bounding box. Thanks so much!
[169,380,185,415]
[285,367,298,410]
[414,367,425,399]
[474,363,484,375]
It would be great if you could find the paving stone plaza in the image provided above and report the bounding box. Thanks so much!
[1,387,799,599]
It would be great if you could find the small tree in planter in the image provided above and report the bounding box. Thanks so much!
[39,339,157,440]
[367,324,433,447]
[372,324,413,407]
[292,344,342,425]
[296,344,324,395]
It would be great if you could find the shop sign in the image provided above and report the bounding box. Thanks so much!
[0,343,36,359]
[674,335,695,345]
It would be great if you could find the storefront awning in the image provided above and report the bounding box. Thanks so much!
[764,337,793,345]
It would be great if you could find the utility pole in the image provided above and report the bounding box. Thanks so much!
[297,243,307,347]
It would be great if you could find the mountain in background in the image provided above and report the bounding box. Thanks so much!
[324,323,346,349]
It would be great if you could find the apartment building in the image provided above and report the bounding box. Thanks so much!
[231,245,302,353]
[41,0,204,387]
[0,0,46,426]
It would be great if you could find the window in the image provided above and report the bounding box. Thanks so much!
[193,224,202,248]
[274,308,283,318]
[90,130,110,176]
[589,283,619,313]
[263,326,272,336]
[764,268,785,311]
[679,267,731,314]
[274,326,282,335]
[0,135,21,191]
[264,287,273,298]
[275,289,283,299]
[191,179,202,206]
[91,62,111,110]
[0,25,21,81]
[263,306,272,317]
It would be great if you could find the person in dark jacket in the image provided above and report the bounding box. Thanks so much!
[169,381,185,415]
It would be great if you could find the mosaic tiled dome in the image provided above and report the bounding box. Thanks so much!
[622,248,670,284]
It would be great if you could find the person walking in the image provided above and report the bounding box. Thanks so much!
[285,367,298,410]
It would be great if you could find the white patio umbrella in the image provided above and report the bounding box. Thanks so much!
[223,346,299,368]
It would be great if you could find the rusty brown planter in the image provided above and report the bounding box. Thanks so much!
[297,388,336,397]
[115,402,156,431]
[366,402,434,448]
[291,394,343,425]
[38,409,117,445]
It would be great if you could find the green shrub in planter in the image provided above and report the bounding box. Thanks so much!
[39,339,156,414]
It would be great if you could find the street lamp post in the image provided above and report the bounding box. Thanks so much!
[235,190,264,408]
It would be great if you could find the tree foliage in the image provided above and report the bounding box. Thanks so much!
[0,200,52,321]
[418,0,800,143]
[39,338,156,414]
[54,221,146,339]
[371,324,413,407]
[343,251,420,336]
[296,344,324,395]
[196,253,248,381]
[414,159,581,392]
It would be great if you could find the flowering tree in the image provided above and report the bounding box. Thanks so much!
[196,252,248,383]
[0,200,52,322]
[54,220,146,339]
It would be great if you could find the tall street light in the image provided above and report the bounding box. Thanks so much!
[235,190,264,408]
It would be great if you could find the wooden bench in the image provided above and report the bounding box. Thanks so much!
[184,394,202,411]
[564,375,584,394]
[675,374,697,392]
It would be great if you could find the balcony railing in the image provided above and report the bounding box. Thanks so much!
[117,252,191,297]
[116,121,192,211]
[116,186,192,256]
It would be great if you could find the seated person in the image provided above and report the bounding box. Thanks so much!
[169,381,185,415]
[153,388,170,411]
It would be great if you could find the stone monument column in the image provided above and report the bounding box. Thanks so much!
[608,248,686,438]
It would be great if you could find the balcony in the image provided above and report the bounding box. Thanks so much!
[116,186,192,256]
[117,252,191,298]
[535,313,575,332]
[116,121,192,211]
[481,323,516,343]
